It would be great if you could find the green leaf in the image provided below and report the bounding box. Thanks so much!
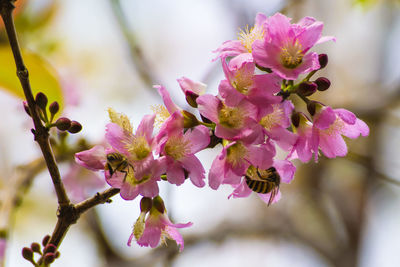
[0,45,64,110]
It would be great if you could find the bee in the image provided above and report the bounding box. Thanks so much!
[245,166,280,206]
[105,153,134,182]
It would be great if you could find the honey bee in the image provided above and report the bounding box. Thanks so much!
[105,153,134,182]
[245,165,280,206]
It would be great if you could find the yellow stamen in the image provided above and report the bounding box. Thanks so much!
[108,107,133,132]
[218,106,244,129]
[238,25,265,52]
[232,68,253,95]
[280,40,304,69]
[126,135,151,161]
[227,142,247,167]
[260,105,284,130]
[164,136,191,160]
[151,105,170,128]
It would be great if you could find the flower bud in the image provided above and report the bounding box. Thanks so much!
[49,101,59,115]
[182,110,199,129]
[30,242,41,254]
[43,244,57,254]
[23,101,31,116]
[318,54,328,69]
[22,247,34,261]
[55,251,61,258]
[55,117,71,131]
[35,92,48,110]
[315,77,331,91]
[185,91,199,108]
[297,82,317,97]
[291,112,300,128]
[68,121,82,134]
[140,197,152,213]
[42,235,50,246]
[307,101,317,116]
[153,196,165,214]
[44,252,56,265]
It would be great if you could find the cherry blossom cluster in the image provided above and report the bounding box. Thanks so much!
[75,12,369,252]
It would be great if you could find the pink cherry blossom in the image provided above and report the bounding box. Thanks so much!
[218,53,282,112]
[155,111,210,187]
[311,106,369,161]
[196,94,259,141]
[252,13,335,80]
[257,100,297,150]
[209,140,275,190]
[229,160,296,205]
[288,113,314,163]
[128,197,192,252]
[213,13,267,60]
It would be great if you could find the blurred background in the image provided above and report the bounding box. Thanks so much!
[1,0,400,266]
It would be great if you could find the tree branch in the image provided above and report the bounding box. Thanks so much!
[0,0,70,208]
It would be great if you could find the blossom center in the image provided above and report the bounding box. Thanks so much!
[164,136,191,160]
[226,142,247,167]
[126,135,151,161]
[238,25,265,52]
[323,118,345,136]
[151,104,170,128]
[218,106,244,129]
[260,105,284,130]
[232,68,253,95]
[280,40,304,69]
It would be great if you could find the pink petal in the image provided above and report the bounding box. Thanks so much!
[105,123,131,157]
[120,182,140,200]
[296,21,323,52]
[196,94,220,123]
[342,118,369,139]
[184,125,210,153]
[136,114,156,142]
[177,77,206,95]
[252,40,281,70]
[218,79,244,107]
[274,160,296,184]
[316,36,336,45]
[75,145,106,171]
[139,180,160,198]
[138,226,162,248]
[155,85,180,114]
[229,179,252,199]
[334,108,356,125]
[166,160,186,186]
[247,143,275,170]
[254,12,267,27]
[319,132,348,158]
[265,13,293,46]
[212,40,247,61]
[314,106,336,130]
[180,155,206,187]
[208,151,226,190]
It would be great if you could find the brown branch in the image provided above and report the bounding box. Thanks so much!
[0,0,70,208]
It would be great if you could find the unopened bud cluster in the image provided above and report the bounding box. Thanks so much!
[24,92,82,134]
[22,235,60,266]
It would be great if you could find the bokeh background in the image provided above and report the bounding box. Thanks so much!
[1,0,400,266]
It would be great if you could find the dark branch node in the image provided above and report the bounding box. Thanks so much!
[56,204,79,225]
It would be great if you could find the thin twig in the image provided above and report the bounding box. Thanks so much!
[0,0,70,208]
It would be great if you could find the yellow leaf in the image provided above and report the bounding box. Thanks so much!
[0,45,63,110]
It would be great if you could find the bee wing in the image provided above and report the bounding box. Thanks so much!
[259,187,281,206]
